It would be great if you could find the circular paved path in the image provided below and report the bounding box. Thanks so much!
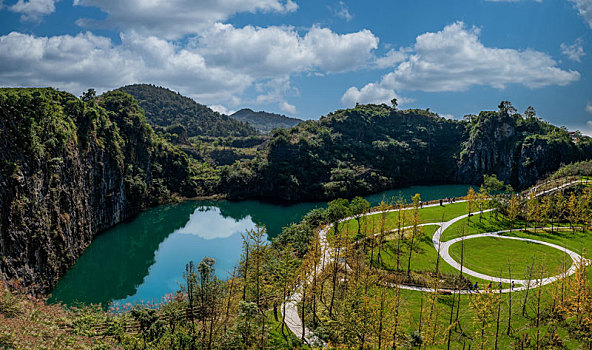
[283,183,591,345]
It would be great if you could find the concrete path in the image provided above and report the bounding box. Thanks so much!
[281,179,589,345]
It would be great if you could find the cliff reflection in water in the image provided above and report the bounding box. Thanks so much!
[50,201,266,307]
[50,184,470,307]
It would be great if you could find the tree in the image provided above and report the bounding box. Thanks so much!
[466,187,477,227]
[525,193,540,232]
[327,199,350,317]
[194,257,224,348]
[483,174,505,193]
[81,88,96,102]
[376,201,390,267]
[350,196,370,240]
[477,186,489,222]
[498,100,517,116]
[524,106,536,119]
[506,194,520,231]
[326,198,350,237]
[391,98,398,109]
[235,301,262,348]
[407,194,423,277]
[273,245,299,340]
[566,192,580,233]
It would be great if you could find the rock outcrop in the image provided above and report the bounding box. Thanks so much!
[0,88,197,292]
[456,111,592,189]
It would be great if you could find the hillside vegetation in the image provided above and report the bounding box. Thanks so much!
[220,103,592,201]
[119,84,257,138]
[0,88,214,292]
[2,182,592,349]
[230,108,303,133]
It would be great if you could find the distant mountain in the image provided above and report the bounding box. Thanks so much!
[230,108,303,133]
[119,84,257,137]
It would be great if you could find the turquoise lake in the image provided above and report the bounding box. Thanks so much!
[50,184,470,307]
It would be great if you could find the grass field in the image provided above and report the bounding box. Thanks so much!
[448,237,570,280]
[443,214,592,259]
[337,202,468,240]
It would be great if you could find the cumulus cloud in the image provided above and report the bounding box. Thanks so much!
[375,48,409,69]
[0,24,379,108]
[9,0,57,21]
[209,105,235,115]
[569,0,592,29]
[329,1,352,21]
[0,31,252,103]
[587,102,592,114]
[341,84,396,106]
[279,101,297,114]
[341,83,412,106]
[74,0,298,39]
[561,38,586,62]
[196,24,378,76]
[342,22,580,106]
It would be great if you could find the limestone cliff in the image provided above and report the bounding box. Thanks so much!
[0,88,198,292]
[456,111,592,189]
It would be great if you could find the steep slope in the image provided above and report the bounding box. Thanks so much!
[119,84,257,137]
[221,105,467,200]
[230,108,303,133]
[220,104,592,201]
[0,88,201,291]
[456,111,592,187]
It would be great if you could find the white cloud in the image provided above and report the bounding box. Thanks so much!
[586,121,592,136]
[375,48,409,69]
[9,0,57,21]
[439,113,455,120]
[74,0,298,39]
[390,22,579,91]
[341,83,411,106]
[586,102,592,114]
[561,38,586,62]
[279,101,297,114]
[209,105,235,115]
[343,22,580,106]
[177,207,256,240]
[569,0,592,29]
[0,23,378,109]
[329,1,352,21]
[197,24,378,76]
[0,31,252,103]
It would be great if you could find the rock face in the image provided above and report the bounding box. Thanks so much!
[224,106,592,201]
[456,111,592,189]
[0,88,197,292]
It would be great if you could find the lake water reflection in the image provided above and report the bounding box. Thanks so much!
[50,184,470,307]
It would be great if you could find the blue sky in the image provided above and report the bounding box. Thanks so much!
[1,0,591,133]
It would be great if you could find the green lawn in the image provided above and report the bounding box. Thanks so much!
[368,226,509,287]
[448,237,571,280]
[337,202,468,240]
[443,214,592,259]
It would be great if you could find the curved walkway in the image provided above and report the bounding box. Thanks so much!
[440,229,589,292]
[282,180,590,345]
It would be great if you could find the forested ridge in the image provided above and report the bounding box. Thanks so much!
[0,88,212,291]
[230,108,303,133]
[119,84,257,138]
[220,103,592,201]
[1,87,591,294]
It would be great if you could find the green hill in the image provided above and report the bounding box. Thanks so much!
[220,103,592,201]
[0,87,213,292]
[119,84,257,137]
[230,108,303,133]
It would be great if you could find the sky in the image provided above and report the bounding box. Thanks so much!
[0,0,591,133]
